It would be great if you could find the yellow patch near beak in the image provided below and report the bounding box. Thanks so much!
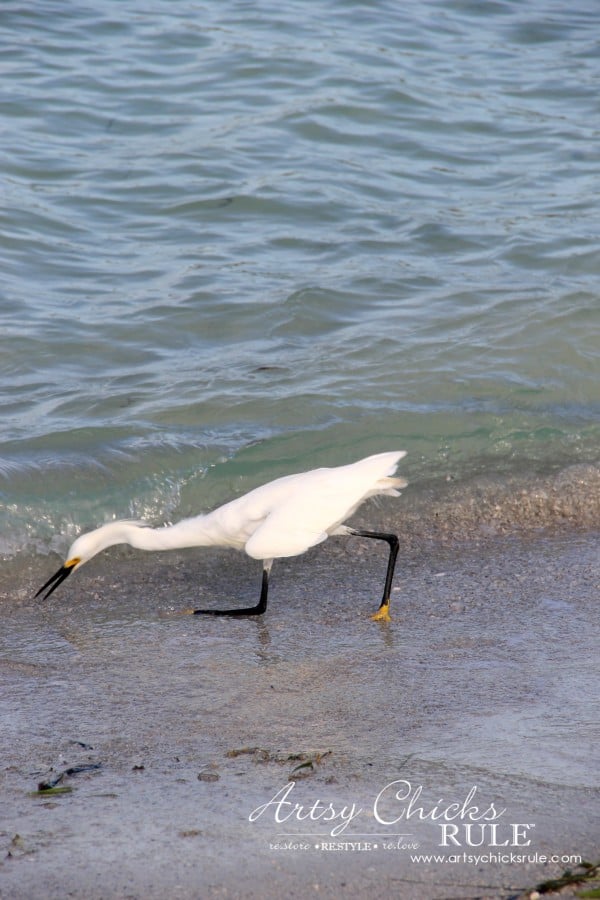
[65,557,81,568]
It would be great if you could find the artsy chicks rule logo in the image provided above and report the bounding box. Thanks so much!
[249,779,535,849]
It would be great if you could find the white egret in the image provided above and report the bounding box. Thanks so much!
[36,451,407,621]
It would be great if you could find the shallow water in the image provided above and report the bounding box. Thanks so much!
[1,1,599,558]
[4,531,598,788]
[1,532,598,899]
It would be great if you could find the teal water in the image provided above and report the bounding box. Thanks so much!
[1,1,599,559]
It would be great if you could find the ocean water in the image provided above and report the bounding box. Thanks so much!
[1,0,599,560]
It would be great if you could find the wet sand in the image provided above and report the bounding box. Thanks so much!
[1,521,598,899]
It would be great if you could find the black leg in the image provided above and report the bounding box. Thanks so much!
[351,530,399,620]
[193,564,270,617]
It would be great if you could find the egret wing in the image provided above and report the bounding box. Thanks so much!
[243,451,407,561]
[243,467,371,559]
[244,503,329,560]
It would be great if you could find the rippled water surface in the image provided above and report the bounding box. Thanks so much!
[1,0,599,557]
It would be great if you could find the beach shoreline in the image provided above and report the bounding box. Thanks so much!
[3,2,599,895]
[1,523,598,898]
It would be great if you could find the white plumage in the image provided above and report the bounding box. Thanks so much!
[36,451,407,620]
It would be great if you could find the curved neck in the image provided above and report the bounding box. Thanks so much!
[124,516,218,552]
[80,517,219,560]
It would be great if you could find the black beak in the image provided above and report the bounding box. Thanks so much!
[35,564,75,601]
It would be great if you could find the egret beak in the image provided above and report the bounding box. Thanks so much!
[35,558,79,601]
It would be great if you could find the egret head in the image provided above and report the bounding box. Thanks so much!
[35,523,131,601]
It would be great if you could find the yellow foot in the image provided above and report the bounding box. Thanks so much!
[370,605,391,623]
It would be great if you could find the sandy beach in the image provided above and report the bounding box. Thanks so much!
[1,504,598,899]
[3,2,599,895]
